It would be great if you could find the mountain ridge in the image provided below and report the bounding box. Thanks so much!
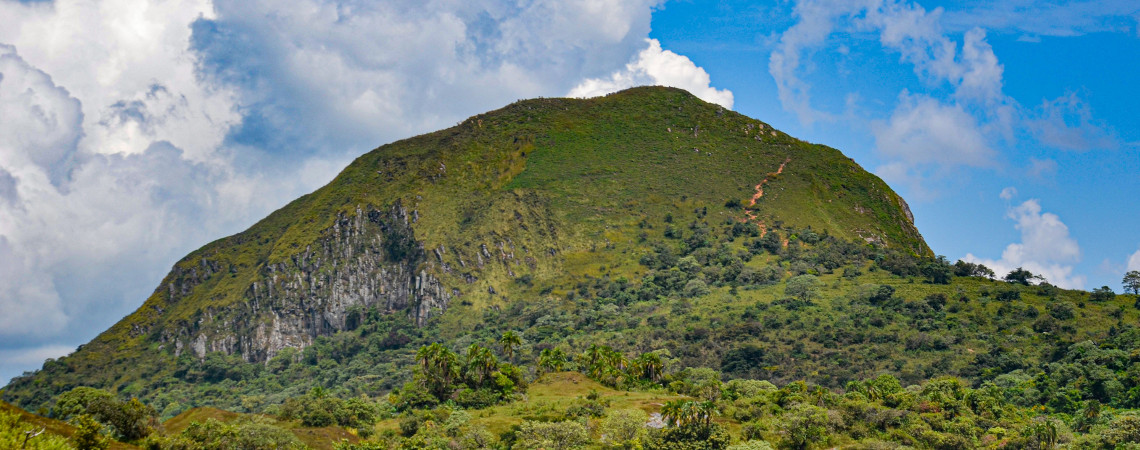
[5,86,929,410]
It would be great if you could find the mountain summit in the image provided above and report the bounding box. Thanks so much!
[4,86,927,410]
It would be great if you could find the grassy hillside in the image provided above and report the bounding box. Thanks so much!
[4,86,930,411]
[11,87,1140,448]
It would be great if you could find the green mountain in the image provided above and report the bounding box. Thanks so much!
[5,86,924,400]
[9,86,1138,434]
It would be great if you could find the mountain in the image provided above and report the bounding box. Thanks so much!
[6,86,930,410]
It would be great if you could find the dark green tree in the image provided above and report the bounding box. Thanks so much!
[415,343,460,400]
[1124,270,1140,295]
[1005,267,1041,285]
[1090,286,1116,302]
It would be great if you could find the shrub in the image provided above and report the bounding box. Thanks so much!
[514,420,590,450]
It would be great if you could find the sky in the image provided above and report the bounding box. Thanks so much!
[0,0,1137,385]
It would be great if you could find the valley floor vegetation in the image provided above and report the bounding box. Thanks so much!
[7,218,1140,449]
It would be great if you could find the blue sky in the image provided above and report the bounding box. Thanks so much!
[0,0,1137,385]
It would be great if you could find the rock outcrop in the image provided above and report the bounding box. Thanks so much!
[158,202,450,363]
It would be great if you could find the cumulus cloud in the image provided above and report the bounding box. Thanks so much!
[567,39,734,108]
[0,45,83,185]
[190,0,665,159]
[1129,249,1140,272]
[964,198,1086,289]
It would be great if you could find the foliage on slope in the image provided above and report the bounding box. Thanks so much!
[5,86,930,413]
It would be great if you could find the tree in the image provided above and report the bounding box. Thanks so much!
[600,409,649,445]
[954,260,995,278]
[921,256,952,284]
[415,343,460,400]
[537,348,567,374]
[785,274,820,302]
[499,331,522,363]
[1090,286,1116,302]
[633,352,665,383]
[1124,271,1140,295]
[464,344,498,386]
[1005,267,1041,285]
[781,403,829,450]
[54,387,155,441]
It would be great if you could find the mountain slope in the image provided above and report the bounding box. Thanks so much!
[4,86,929,410]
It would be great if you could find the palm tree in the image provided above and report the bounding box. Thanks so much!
[465,344,498,386]
[695,401,718,428]
[538,348,567,374]
[416,343,460,399]
[500,331,522,363]
[662,400,717,429]
[661,400,685,427]
[633,352,664,383]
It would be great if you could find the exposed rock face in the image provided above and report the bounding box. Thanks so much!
[161,202,450,362]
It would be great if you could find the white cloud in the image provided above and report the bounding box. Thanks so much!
[0,0,236,161]
[568,39,734,108]
[964,198,1086,289]
[871,92,995,167]
[0,45,83,185]
[190,0,665,155]
[1000,187,1017,200]
[1128,249,1140,272]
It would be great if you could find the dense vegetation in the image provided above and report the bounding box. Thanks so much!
[3,87,928,415]
[4,87,1140,448]
[6,228,1140,448]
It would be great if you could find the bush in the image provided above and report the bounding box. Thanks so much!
[181,418,305,449]
[647,423,731,450]
[72,415,110,450]
[600,409,648,445]
[682,279,710,298]
[457,388,501,409]
[781,404,830,449]
[514,420,590,450]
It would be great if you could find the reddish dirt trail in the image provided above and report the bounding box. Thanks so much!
[741,158,790,234]
[749,158,790,206]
